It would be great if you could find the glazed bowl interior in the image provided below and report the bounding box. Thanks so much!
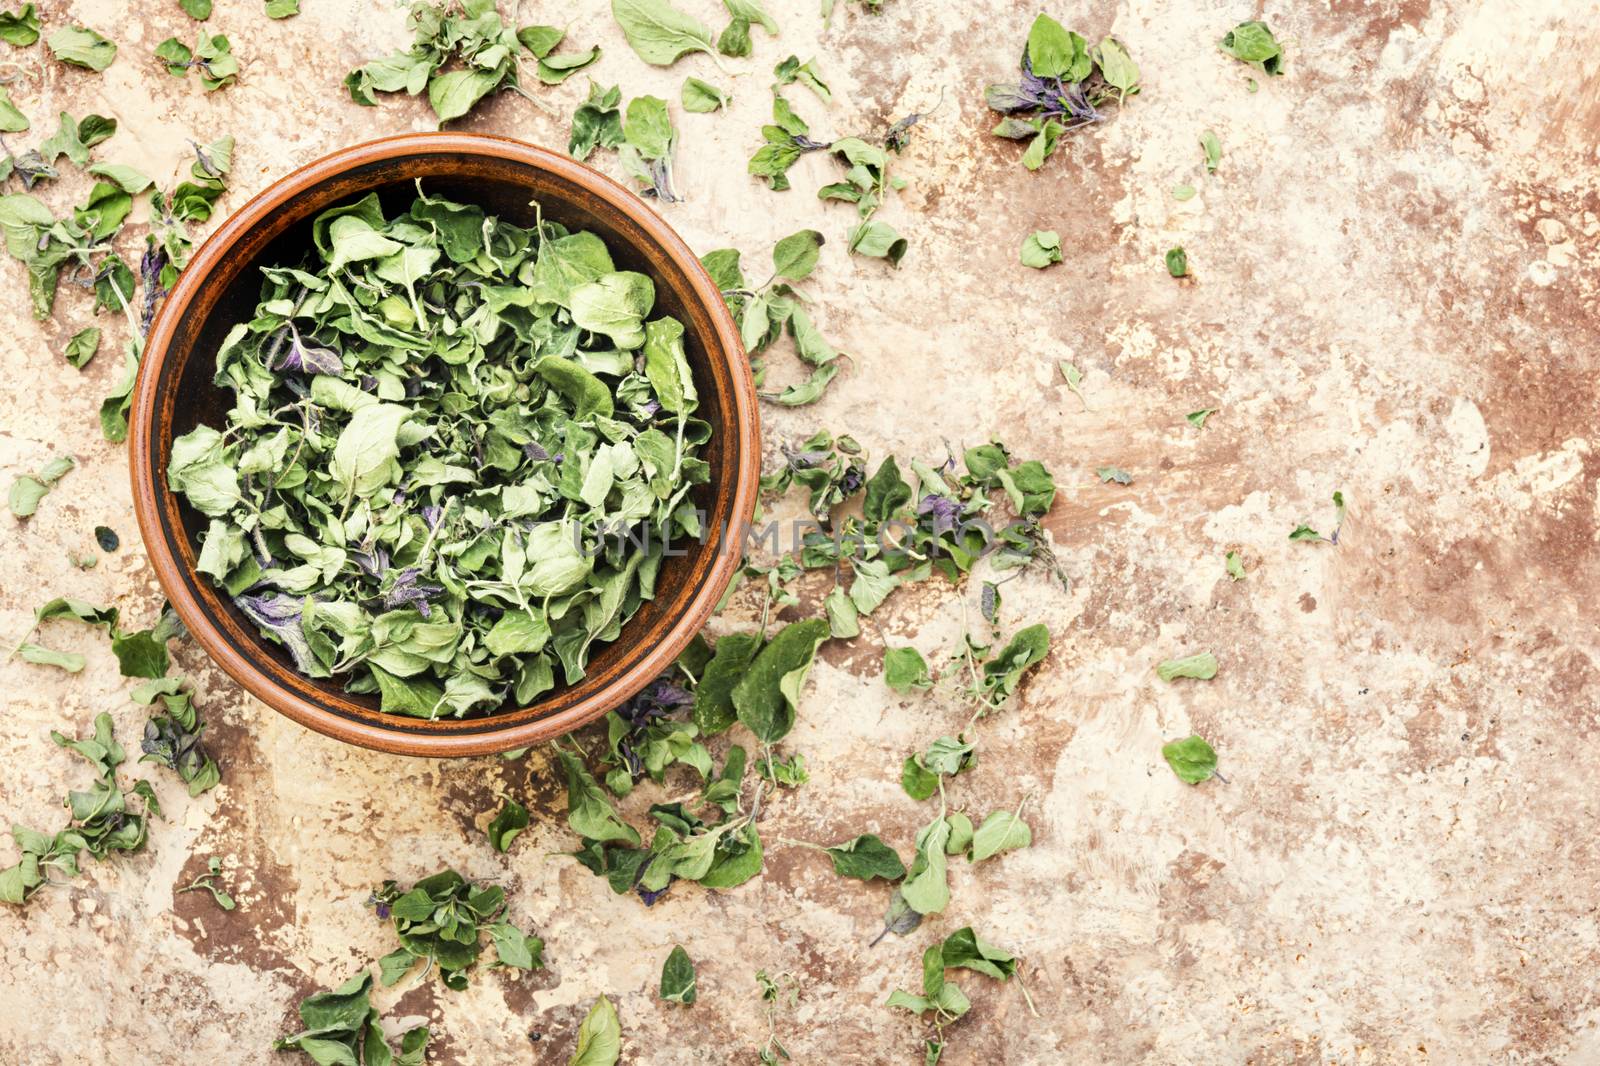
[130,134,756,757]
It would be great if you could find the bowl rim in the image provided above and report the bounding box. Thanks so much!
[128,132,758,758]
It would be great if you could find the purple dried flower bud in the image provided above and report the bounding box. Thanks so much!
[383,568,443,616]
[351,546,391,579]
[139,245,169,332]
[234,592,318,673]
[655,680,693,705]
[273,325,343,375]
[789,449,832,468]
[918,493,960,537]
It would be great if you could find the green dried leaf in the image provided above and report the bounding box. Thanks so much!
[9,454,73,517]
[1219,20,1284,76]
[694,632,762,735]
[773,54,830,104]
[1095,36,1140,98]
[1020,230,1062,268]
[1162,734,1218,784]
[517,24,564,57]
[900,755,938,801]
[48,25,116,71]
[487,799,529,852]
[275,972,431,1064]
[1165,246,1188,277]
[560,751,640,846]
[87,163,152,194]
[660,944,697,1004]
[1058,360,1088,408]
[899,815,951,915]
[847,219,907,265]
[771,229,823,281]
[611,0,717,67]
[731,618,829,743]
[18,643,86,672]
[883,646,931,694]
[681,76,729,112]
[824,834,905,881]
[1156,652,1217,682]
[1225,550,1246,580]
[970,809,1031,861]
[1025,13,1087,81]
[570,271,656,349]
[0,88,26,133]
[944,811,973,855]
[823,585,859,639]
[717,0,776,57]
[489,920,544,970]
[537,45,600,85]
[973,623,1050,708]
[939,927,1018,980]
[0,4,40,47]
[756,752,807,788]
[570,995,622,1065]
[570,82,625,160]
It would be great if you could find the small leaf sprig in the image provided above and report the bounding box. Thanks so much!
[562,621,823,905]
[569,85,682,202]
[886,927,1032,1063]
[747,93,911,265]
[1290,490,1347,544]
[347,0,600,125]
[154,32,238,91]
[368,869,545,990]
[755,969,798,1064]
[738,434,1063,632]
[702,229,846,406]
[0,712,160,906]
[275,972,430,1065]
[985,14,1140,170]
[176,856,235,910]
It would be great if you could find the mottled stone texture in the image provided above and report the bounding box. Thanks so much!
[4,0,1600,1062]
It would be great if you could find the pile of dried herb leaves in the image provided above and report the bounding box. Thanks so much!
[166,187,710,718]
[985,13,1140,169]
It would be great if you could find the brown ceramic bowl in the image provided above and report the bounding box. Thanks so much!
[128,133,758,757]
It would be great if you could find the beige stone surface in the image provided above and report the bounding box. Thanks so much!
[4,0,1600,1062]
